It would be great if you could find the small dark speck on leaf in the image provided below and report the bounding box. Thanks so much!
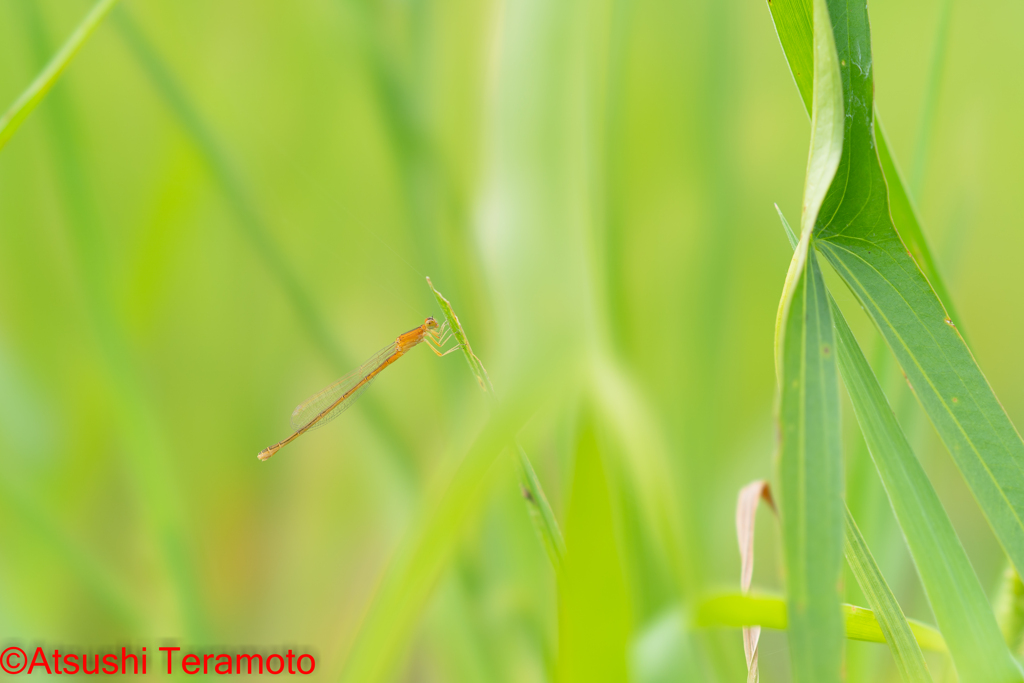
[952,397,959,404]
[945,318,955,327]
[822,344,831,356]
[521,487,534,502]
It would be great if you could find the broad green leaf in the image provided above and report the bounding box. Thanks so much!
[816,0,1024,590]
[693,593,946,653]
[778,208,1021,682]
[773,0,845,680]
[765,0,962,330]
[844,508,932,683]
[0,0,119,153]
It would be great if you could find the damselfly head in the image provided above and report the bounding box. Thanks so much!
[424,316,439,330]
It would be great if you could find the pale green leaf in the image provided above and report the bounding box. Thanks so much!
[694,593,946,653]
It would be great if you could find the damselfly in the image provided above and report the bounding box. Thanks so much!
[258,317,458,461]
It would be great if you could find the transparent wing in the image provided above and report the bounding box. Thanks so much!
[289,342,398,432]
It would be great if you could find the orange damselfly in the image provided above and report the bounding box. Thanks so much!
[257,317,458,461]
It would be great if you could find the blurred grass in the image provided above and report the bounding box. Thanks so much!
[0,0,118,152]
[0,1,1022,682]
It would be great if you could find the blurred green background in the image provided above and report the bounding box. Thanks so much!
[0,0,1021,680]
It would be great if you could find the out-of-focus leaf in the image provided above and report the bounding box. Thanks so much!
[694,593,946,653]
[337,359,577,683]
[630,609,703,683]
[844,508,932,683]
[995,566,1024,652]
[778,207,1020,682]
[556,407,631,682]
[0,0,119,153]
[19,0,205,639]
[773,0,845,678]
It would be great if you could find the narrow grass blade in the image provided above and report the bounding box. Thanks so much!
[774,0,845,679]
[693,593,946,653]
[778,207,1021,682]
[514,444,566,574]
[874,120,966,337]
[0,0,119,153]
[426,277,565,573]
[735,481,776,682]
[777,230,844,683]
[427,277,494,394]
[844,508,932,683]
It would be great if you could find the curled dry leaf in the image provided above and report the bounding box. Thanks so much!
[736,480,777,683]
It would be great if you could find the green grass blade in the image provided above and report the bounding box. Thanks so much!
[694,593,946,653]
[874,120,966,336]
[0,0,119,153]
[514,444,567,574]
[777,233,845,683]
[844,508,933,683]
[832,287,1021,682]
[427,277,495,394]
[774,0,845,679]
[778,207,1021,682]
[765,0,963,331]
